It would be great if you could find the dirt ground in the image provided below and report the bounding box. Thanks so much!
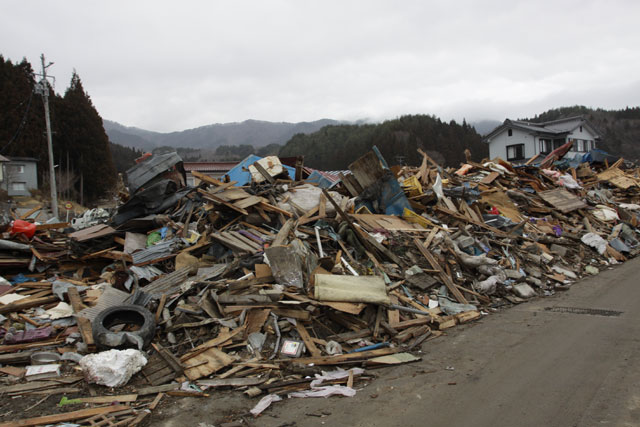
[150,256,640,427]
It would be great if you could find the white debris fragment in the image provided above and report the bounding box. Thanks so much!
[80,349,147,387]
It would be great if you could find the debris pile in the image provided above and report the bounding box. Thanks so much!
[0,145,639,424]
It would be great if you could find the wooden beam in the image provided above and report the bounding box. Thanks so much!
[191,170,224,186]
[1,404,130,427]
[295,322,321,357]
[413,237,468,304]
[294,347,397,365]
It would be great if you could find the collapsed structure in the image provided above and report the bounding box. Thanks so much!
[0,143,639,425]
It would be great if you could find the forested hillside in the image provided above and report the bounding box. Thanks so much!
[279,115,488,170]
[0,55,116,202]
[526,106,640,161]
[104,118,340,151]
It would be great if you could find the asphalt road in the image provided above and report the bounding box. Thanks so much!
[155,257,640,427]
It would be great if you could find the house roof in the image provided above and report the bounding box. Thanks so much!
[183,162,238,172]
[537,115,585,126]
[482,115,600,143]
[538,115,601,138]
[6,156,38,162]
[0,154,9,162]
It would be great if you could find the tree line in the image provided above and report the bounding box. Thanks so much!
[0,55,116,203]
[279,115,488,170]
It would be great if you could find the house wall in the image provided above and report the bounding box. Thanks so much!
[4,161,38,196]
[567,126,597,152]
[487,128,537,161]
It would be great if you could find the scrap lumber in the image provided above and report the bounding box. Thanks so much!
[413,237,468,304]
[3,145,640,421]
[2,404,130,427]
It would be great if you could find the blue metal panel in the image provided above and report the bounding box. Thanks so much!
[373,145,412,216]
[380,177,412,216]
[225,155,296,186]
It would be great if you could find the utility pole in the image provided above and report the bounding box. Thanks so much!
[36,54,59,219]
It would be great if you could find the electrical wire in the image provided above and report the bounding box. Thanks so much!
[1,89,35,153]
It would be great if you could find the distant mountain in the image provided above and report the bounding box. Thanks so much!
[471,120,502,136]
[103,119,341,151]
[104,127,158,151]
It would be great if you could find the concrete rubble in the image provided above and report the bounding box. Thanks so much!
[1,145,639,425]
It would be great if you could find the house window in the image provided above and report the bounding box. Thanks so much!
[9,164,25,174]
[553,139,564,150]
[508,129,513,137]
[580,126,583,132]
[506,144,525,161]
[539,139,552,154]
[11,182,26,191]
[576,140,584,152]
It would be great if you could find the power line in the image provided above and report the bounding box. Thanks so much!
[0,90,35,153]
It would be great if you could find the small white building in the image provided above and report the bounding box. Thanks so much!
[483,116,601,163]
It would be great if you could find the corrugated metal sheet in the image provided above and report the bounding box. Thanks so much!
[131,238,180,265]
[126,152,185,194]
[141,266,192,297]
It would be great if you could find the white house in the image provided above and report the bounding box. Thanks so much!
[483,116,601,163]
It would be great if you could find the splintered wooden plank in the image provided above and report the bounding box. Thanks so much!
[258,201,294,218]
[76,316,95,347]
[234,195,264,209]
[191,170,225,186]
[1,405,129,427]
[181,326,245,362]
[413,237,468,304]
[228,231,263,252]
[245,308,271,338]
[211,233,252,254]
[596,167,638,189]
[538,188,587,213]
[295,347,397,365]
[480,171,500,184]
[183,348,235,381]
[295,322,321,357]
[348,151,385,189]
[198,189,249,215]
[339,172,361,197]
[271,218,294,247]
[20,205,42,219]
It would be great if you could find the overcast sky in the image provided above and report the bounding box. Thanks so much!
[2,0,639,132]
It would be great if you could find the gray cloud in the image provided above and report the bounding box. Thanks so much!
[2,0,639,132]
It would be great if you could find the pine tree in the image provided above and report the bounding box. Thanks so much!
[56,71,116,202]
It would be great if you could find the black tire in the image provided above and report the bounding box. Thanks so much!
[92,304,156,350]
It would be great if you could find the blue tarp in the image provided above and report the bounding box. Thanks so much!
[580,149,621,164]
[225,155,296,186]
